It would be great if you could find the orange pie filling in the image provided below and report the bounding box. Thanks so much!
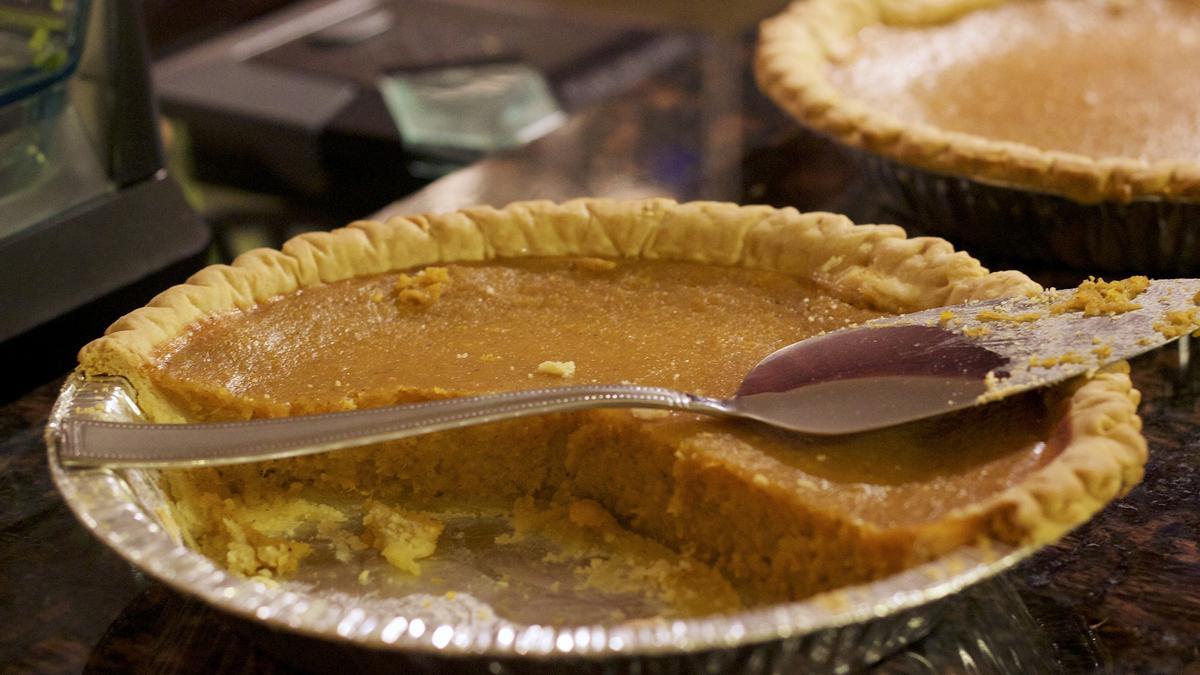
[137,258,1099,609]
[827,0,1200,164]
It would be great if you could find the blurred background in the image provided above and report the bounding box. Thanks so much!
[0,0,797,399]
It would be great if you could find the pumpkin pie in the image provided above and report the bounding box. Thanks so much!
[76,199,1146,608]
[756,0,1200,204]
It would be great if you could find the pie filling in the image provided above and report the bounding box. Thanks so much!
[827,0,1200,162]
[147,258,1070,611]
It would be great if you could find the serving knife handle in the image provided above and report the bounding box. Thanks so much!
[55,385,733,469]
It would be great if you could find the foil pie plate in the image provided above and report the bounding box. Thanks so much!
[860,151,1200,276]
[46,373,1041,673]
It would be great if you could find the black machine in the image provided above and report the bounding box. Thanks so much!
[152,0,694,209]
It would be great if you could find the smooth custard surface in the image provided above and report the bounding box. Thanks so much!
[828,0,1200,162]
[153,258,881,410]
[151,258,1061,530]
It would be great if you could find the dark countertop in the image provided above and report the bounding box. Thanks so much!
[5,346,1198,674]
[3,32,1199,675]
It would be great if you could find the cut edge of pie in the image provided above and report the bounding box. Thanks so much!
[75,198,1146,603]
[754,0,1200,204]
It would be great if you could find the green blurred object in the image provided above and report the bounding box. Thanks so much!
[0,0,84,95]
[29,26,68,71]
[379,62,565,154]
[0,0,209,399]
[0,0,88,201]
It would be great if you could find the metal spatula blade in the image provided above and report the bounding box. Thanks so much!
[733,278,1199,433]
[54,279,1200,469]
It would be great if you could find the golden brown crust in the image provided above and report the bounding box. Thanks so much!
[938,364,1145,548]
[78,198,1038,421]
[75,197,1142,558]
[755,0,1200,204]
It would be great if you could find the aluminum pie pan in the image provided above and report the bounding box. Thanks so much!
[857,149,1200,276]
[46,372,1041,670]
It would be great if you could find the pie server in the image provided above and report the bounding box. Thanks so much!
[56,279,1200,469]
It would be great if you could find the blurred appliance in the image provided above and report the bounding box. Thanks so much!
[153,0,693,208]
[0,0,208,399]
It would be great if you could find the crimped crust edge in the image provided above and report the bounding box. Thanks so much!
[755,0,1200,204]
[78,197,1039,423]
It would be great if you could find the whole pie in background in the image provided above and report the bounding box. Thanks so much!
[756,0,1200,204]
[76,199,1146,615]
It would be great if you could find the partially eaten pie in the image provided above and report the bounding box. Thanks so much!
[77,199,1146,610]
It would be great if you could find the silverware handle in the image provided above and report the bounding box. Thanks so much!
[56,385,733,469]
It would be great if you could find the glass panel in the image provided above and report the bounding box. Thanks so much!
[0,0,89,104]
[379,62,565,153]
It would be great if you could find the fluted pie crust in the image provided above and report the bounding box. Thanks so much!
[77,199,1146,606]
[755,0,1200,204]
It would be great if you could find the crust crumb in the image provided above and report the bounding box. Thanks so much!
[222,517,311,578]
[361,501,444,575]
[1051,276,1148,316]
[977,309,1043,323]
[1029,352,1088,369]
[536,360,576,378]
[1153,308,1200,339]
[395,266,451,307]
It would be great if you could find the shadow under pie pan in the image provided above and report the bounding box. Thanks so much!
[860,152,1200,277]
[47,373,1050,674]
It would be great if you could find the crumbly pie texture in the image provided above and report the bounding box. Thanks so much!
[77,199,1145,602]
[755,0,1200,204]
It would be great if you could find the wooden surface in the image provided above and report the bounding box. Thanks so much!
[3,31,1199,675]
